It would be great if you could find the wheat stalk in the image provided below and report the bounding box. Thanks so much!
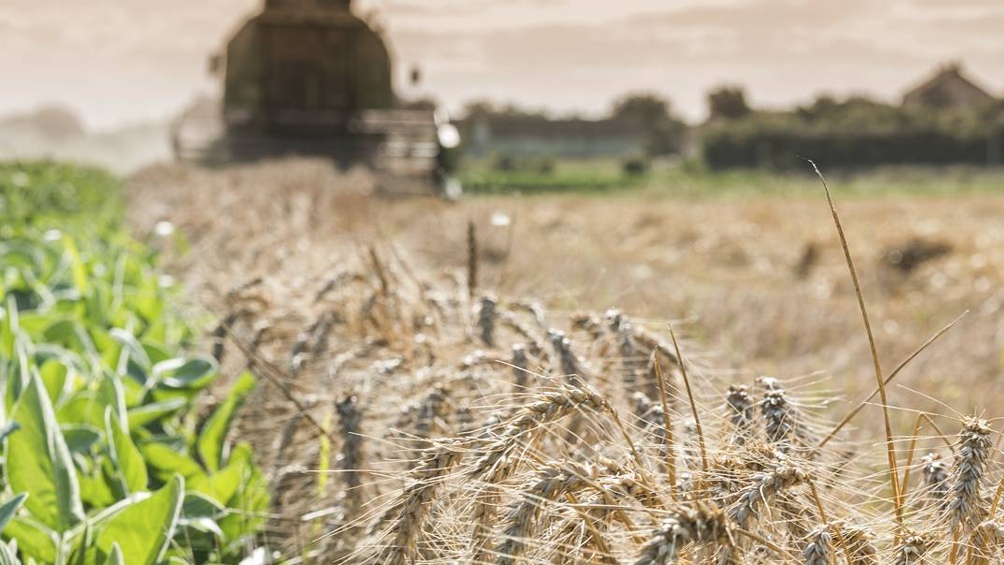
[478,295,497,347]
[922,452,950,505]
[949,418,993,532]
[336,394,364,517]
[971,520,1004,565]
[466,384,609,564]
[893,532,930,565]
[729,463,809,529]
[369,440,467,565]
[633,504,731,565]
[800,525,831,565]
[493,461,597,565]
[726,385,755,447]
[837,523,878,565]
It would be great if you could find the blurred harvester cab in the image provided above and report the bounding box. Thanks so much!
[171,0,461,197]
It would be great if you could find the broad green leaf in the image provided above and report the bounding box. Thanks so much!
[87,278,112,315]
[0,494,28,534]
[1,296,19,358]
[14,314,53,339]
[188,444,266,513]
[61,424,102,455]
[111,254,128,312]
[217,445,269,545]
[41,319,80,348]
[154,357,218,391]
[140,443,205,481]
[197,372,255,472]
[176,492,229,553]
[7,337,31,410]
[1,518,56,563]
[119,377,146,409]
[143,319,168,348]
[61,236,89,296]
[56,392,107,429]
[126,399,186,430]
[187,460,242,507]
[182,492,226,521]
[132,274,163,324]
[97,374,128,433]
[177,516,224,539]
[91,475,184,565]
[78,473,116,510]
[38,359,68,407]
[86,328,122,379]
[104,408,148,496]
[141,343,170,366]
[2,362,13,421]
[102,544,123,565]
[7,372,85,532]
[70,323,101,369]
[109,328,151,376]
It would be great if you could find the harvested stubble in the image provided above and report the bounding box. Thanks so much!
[125,160,1004,564]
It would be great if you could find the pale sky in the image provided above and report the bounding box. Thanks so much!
[2,0,1003,129]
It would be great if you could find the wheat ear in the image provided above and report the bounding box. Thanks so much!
[634,505,731,565]
[948,417,994,540]
[370,440,466,565]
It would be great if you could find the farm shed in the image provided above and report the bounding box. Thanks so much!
[902,62,996,110]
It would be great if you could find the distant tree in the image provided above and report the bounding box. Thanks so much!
[611,92,687,156]
[461,100,496,120]
[498,103,548,120]
[794,94,903,129]
[797,94,839,120]
[707,86,751,121]
[611,93,671,124]
[460,100,549,121]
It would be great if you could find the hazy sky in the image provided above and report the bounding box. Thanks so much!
[2,0,1003,129]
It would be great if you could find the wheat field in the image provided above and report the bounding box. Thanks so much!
[126,159,1004,563]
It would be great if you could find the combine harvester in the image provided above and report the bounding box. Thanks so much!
[171,0,461,197]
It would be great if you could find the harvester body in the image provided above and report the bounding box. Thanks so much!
[173,0,457,195]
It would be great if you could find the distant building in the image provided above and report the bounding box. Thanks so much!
[462,115,649,159]
[901,62,996,110]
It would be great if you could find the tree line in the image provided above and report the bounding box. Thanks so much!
[408,84,1004,170]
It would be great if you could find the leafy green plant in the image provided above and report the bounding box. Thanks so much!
[0,163,268,564]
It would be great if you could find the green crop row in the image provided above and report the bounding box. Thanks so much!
[0,163,268,564]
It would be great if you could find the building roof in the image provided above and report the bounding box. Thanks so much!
[901,62,995,109]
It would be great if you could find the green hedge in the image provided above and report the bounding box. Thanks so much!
[703,127,1004,170]
[701,100,1004,170]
